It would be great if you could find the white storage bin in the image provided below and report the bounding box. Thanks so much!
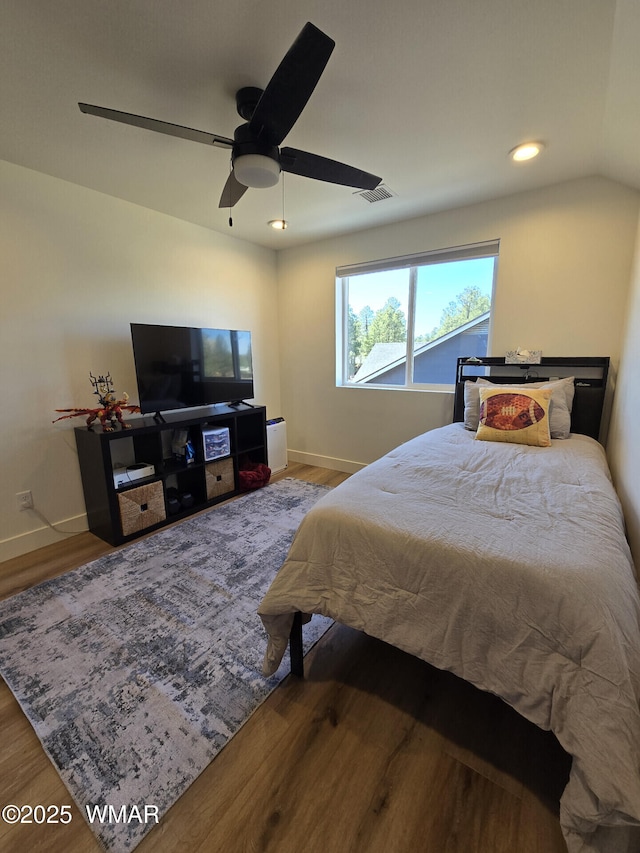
[202,427,231,461]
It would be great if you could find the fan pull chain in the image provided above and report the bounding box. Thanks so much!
[281,172,285,225]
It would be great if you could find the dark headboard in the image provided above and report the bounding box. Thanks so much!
[453,356,610,441]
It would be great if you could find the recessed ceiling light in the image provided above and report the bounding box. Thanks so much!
[268,219,288,230]
[509,141,545,162]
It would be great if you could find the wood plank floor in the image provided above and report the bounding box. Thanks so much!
[0,463,570,853]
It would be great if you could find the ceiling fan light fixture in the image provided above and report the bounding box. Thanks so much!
[509,141,545,162]
[234,154,281,188]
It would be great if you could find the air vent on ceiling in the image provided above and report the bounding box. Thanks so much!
[353,184,397,203]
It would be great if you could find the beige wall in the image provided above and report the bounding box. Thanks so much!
[277,176,640,469]
[608,218,640,566]
[0,160,280,562]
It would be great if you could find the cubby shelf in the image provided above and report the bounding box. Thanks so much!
[74,404,267,545]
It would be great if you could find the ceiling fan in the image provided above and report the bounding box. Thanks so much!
[79,22,382,210]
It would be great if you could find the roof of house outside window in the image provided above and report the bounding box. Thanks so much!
[351,311,490,385]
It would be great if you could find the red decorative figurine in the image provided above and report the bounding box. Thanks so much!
[53,372,140,431]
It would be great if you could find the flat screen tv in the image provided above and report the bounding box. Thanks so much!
[130,323,254,415]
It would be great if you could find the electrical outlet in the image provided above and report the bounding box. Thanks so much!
[16,490,33,511]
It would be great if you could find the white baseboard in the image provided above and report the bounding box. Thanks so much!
[0,513,88,564]
[287,449,366,475]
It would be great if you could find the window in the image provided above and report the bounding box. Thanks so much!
[336,240,499,389]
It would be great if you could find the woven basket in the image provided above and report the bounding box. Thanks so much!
[205,457,235,500]
[117,481,166,536]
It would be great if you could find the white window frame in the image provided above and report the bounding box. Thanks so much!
[336,240,499,391]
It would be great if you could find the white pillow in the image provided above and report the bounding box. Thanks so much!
[464,376,575,438]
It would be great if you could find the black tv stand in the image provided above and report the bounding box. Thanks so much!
[74,405,268,545]
[228,400,255,408]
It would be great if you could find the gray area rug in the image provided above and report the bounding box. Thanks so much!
[0,478,332,852]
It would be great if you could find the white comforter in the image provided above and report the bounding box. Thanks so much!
[259,424,640,853]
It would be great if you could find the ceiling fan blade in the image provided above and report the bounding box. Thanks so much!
[78,103,234,148]
[280,147,382,190]
[218,171,249,208]
[249,22,334,147]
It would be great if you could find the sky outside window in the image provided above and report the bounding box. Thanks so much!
[348,257,494,337]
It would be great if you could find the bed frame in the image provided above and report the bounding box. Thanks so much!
[453,355,610,440]
[288,355,610,676]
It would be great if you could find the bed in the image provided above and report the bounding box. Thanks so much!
[258,356,640,853]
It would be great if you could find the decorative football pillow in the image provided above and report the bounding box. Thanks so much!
[464,376,574,438]
[476,386,552,446]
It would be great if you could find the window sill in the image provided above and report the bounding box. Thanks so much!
[337,383,455,394]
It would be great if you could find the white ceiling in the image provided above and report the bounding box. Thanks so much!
[3,0,640,250]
